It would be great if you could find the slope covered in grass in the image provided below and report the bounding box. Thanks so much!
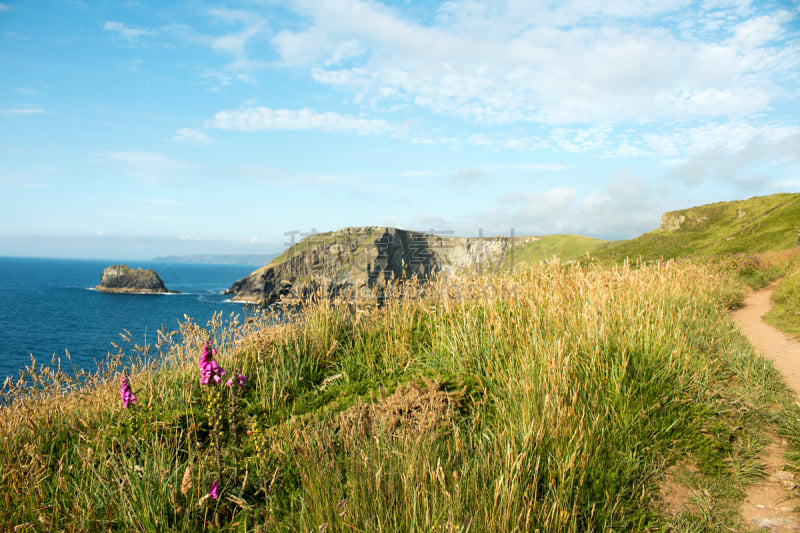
[511,234,610,265]
[2,260,797,531]
[595,192,800,263]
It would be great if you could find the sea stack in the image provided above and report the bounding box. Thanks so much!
[96,264,177,294]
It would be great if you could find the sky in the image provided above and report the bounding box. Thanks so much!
[1,0,799,260]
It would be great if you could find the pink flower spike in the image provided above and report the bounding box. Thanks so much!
[211,359,225,384]
[209,479,220,499]
[199,340,224,385]
[120,375,136,408]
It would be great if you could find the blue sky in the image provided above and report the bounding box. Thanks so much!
[1,0,799,260]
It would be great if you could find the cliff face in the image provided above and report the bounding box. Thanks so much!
[96,264,175,294]
[224,227,512,304]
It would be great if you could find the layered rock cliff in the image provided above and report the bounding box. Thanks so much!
[224,227,513,304]
[96,264,176,294]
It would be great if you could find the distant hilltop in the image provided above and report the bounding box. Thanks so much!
[151,254,276,266]
[95,264,178,294]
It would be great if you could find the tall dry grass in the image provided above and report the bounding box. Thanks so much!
[0,259,793,531]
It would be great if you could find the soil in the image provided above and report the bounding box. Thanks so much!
[731,285,800,398]
[731,285,800,532]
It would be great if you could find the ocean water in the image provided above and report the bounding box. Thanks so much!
[0,257,258,383]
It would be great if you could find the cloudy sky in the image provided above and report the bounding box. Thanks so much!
[1,0,799,259]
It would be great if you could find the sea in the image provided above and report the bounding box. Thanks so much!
[0,257,259,384]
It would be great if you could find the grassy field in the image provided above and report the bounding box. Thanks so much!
[511,234,610,265]
[594,193,800,264]
[2,257,799,532]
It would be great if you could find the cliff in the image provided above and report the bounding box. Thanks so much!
[96,264,176,294]
[224,227,513,304]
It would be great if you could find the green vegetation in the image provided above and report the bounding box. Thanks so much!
[267,229,381,270]
[3,193,800,531]
[595,193,800,263]
[765,272,800,338]
[763,249,800,339]
[2,258,799,532]
[511,234,610,265]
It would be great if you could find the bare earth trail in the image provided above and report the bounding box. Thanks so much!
[731,285,800,532]
[732,286,800,397]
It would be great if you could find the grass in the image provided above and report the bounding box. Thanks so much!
[763,248,800,339]
[1,259,798,531]
[511,234,611,265]
[595,192,800,264]
[263,228,382,270]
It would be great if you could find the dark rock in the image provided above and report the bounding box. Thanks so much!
[96,264,177,294]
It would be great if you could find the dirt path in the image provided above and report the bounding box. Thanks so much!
[731,285,800,532]
[731,285,800,397]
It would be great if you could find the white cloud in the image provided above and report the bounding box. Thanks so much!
[170,128,211,146]
[667,131,800,187]
[467,121,800,161]
[388,176,664,240]
[0,105,45,115]
[103,21,155,41]
[0,3,10,11]
[466,175,665,239]
[645,122,800,158]
[210,106,392,135]
[210,19,263,58]
[732,14,786,49]
[270,0,798,125]
[200,8,267,77]
[491,187,578,223]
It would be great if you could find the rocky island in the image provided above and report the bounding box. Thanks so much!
[95,264,177,294]
[224,226,513,304]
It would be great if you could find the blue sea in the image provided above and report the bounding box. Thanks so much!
[0,257,259,383]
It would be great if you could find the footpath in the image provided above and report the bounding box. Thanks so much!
[731,285,800,532]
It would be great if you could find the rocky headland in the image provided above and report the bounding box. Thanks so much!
[224,226,515,304]
[95,264,177,294]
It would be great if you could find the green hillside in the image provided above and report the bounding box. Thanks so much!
[512,234,610,265]
[595,192,800,263]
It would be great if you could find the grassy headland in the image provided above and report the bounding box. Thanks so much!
[592,192,800,264]
[2,257,799,531]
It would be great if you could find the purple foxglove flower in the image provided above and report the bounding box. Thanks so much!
[199,340,224,385]
[120,375,136,407]
[210,359,225,384]
[209,479,220,499]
